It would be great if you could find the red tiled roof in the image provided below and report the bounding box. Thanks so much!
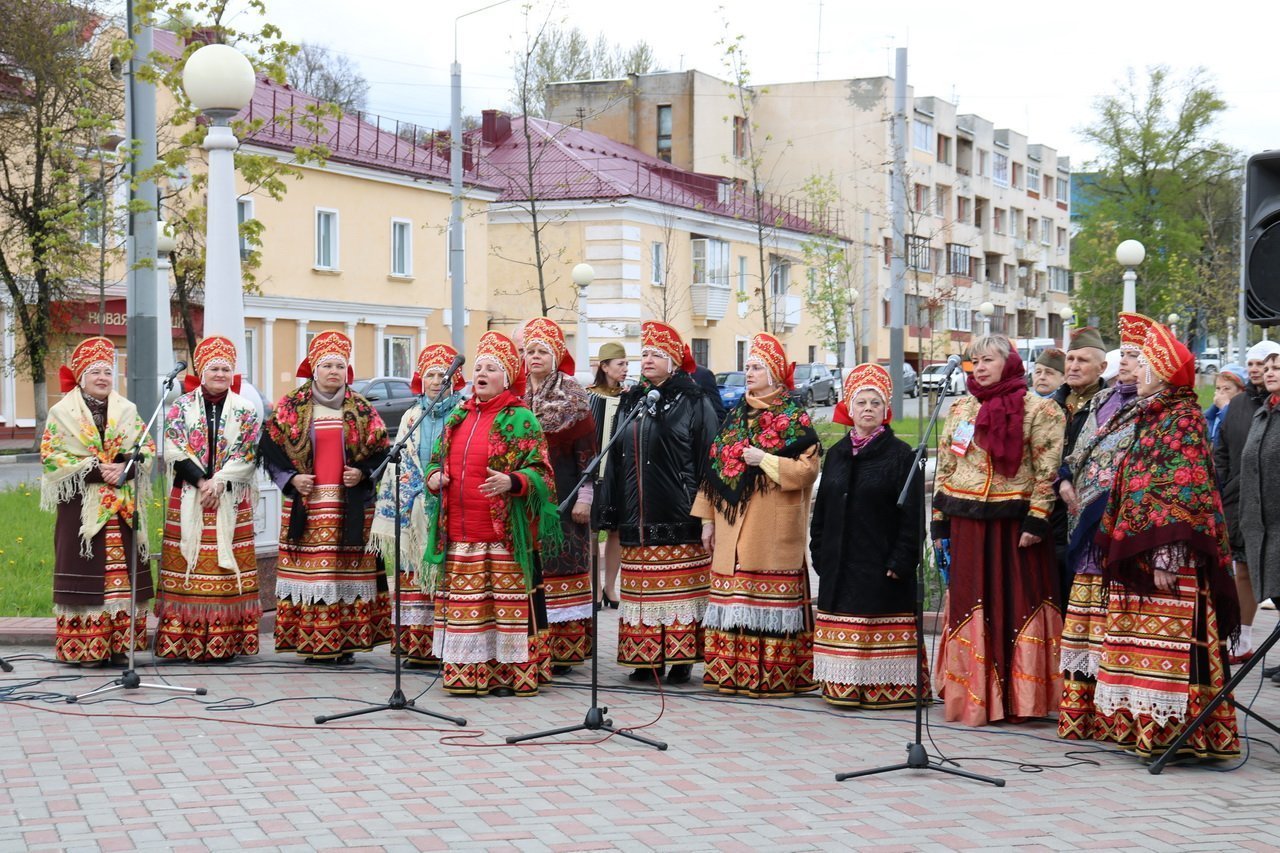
[471,116,842,238]
[154,29,491,188]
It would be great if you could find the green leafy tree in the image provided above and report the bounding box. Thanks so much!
[1071,66,1239,345]
[798,173,857,363]
[0,0,123,445]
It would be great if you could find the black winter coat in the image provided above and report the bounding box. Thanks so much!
[810,428,923,615]
[599,371,720,547]
[1214,382,1268,551]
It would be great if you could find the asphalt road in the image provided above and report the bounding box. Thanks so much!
[0,462,42,491]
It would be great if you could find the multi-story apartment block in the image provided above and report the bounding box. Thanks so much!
[549,71,1073,368]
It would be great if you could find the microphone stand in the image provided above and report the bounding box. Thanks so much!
[506,397,667,750]
[0,656,12,672]
[835,359,1003,786]
[70,370,207,703]
[315,368,466,727]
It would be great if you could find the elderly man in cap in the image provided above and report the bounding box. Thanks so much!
[1215,339,1280,666]
[1032,348,1066,397]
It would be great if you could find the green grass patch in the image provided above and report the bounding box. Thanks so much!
[814,415,929,451]
[0,478,164,618]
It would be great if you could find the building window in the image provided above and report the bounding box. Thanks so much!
[993,152,1009,187]
[957,196,971,225]
[947,299,972,332]
[243,328,257,387]
[935,184,948,218]
[992,305,1007,335]
[1040,218,1052,246]
[737,254,748,294]
[237,197,254,259]
[1026,165,1040,197]
[770,255,791,295]
[808,345,817,363]
[907,236,932,272]
[390,218,412,277]
[384,334,413,378]
[1043,174,1054,198]
[1027,217,1037,243]
[733,116,747,159]
[947,244,971,276]
[651,241,666,285]
[936,134,952,165]
[1011,162,1023,190]
[315,208,339,270]
[1049,266,1071,293]
[912,119,934,152]
[883,237,892,267]
[691,237,730,287]
[1057,226,1068,253]
[906,293,939,328]
[736,339,747,371]
[1057,174,1070,204]
[993,208,1006,235]
[445,223,465,277]
[978,149,990,177]
[656,104,673,163]
[691,337,709,368]
[913,183,931,213]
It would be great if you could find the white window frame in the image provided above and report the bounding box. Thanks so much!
[1057,174,1070,203]
[383,334,413,378]
[737,254,748,294]
[1040,218,1052,246]
[237,197,255,259]
[978,149,990,177]
[651,241,666,285]
[947,299,972,332]
[993,152,1009,188]
[1049,266,1071,293]
[243,328,258,387]
[691,237,730,288]
[445,223,465,277]
[947,243,971,276]
[770,254,791,296]
[315,207,339,270]
[390,218,413,277]
[912,119,934,152]
[907,235,932,272]
[1027,165,1041,195]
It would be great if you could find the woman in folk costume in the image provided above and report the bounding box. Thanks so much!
[260,331,392,663]
[40,337,154,667]
[692,332,820,697]
[424,331,562,697]
[1056,312,1151,739]
[1089,321,1240,761]
[155,336,262,661]
[368,342,464,667]
[599,321,720,685]
[809,364,927,708]
[521,317,598,674]
[932,335,1065,725]
[587,341,627,608]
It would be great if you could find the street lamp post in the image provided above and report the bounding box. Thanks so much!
[1058,304,1074,352]
[155,220,177,384]
[1115,239,1146,314]
[1228,316,1237,364]
[572,263,594,387]
[181,44,257,408]
[1167,312,1180,340]
[978,301,995,336]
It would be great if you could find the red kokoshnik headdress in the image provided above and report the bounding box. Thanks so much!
[834,363,893,426]
[641,321,696,374]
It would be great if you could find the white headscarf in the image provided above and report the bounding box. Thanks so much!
[1246,340,1280,363]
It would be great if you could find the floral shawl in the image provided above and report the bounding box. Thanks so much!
[40,389,154,557]
[700,390,819,526]
[423,392,562,593]
[164,389,261,579]
[1096,386,1239,637]
[368,393,459,574]
[526,369,591,435]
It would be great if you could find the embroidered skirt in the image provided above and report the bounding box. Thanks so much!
[702,566,814,697]
[544,517,594,667]
[934,516,1063,726]
[53,517,148,664]
[617,543,710,669]
[392,564,438,665]
[813,611,928,709]
[432,541,551,696]
[155,491,261,661]
[1057,572,1108,739]
[1091,564,1239,760]
[273,488,392,659]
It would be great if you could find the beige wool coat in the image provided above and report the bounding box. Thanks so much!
[692,444,821,576]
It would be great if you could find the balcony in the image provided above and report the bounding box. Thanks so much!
[691,282,732,323]
[771,293,803,331]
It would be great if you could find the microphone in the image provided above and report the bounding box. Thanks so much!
[165,361,187,382]
[644,388,661,415]
[439,354,466,389]
[943,354,962,372]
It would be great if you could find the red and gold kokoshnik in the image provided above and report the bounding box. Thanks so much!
[641,321,696,373]
[523,317,575,375]
[61,336,116,391]
[296,330,353,380]
[1117,311,1155,353]
[1141,321,1195,387]
[748,332,794,389]
[192,335,237,377]
[475,330,522,388]
[413,342,464,394]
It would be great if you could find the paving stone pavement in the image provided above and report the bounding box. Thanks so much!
[4,610,1280,852]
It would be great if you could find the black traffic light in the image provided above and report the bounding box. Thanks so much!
[1245,151,1280,326]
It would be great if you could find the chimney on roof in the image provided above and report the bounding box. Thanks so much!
[481,110,511,145]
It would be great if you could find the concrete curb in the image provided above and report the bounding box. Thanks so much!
[0,453,40,465]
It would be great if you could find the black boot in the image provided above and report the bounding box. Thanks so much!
[664,663,692,684]
[629,666,663,682]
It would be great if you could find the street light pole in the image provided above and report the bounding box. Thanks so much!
[1115,239,1146,314]
[572,263,594,386]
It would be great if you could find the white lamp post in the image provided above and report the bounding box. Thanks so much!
[978,301,995,336]
[572,263,594,386]
[1115,239,1146,314]
[845,288,859,369]
[182,44,258,411]
[1167,312,1180,340]
[1058,304,1074,352]
[1227,316,1236,364]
